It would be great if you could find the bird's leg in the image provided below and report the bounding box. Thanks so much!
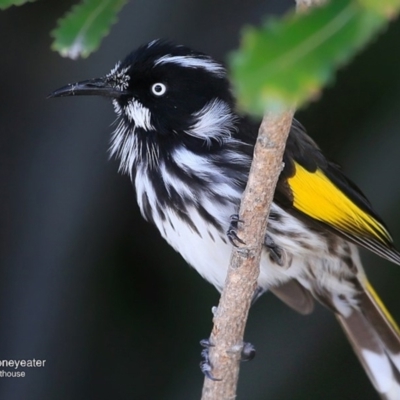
[199,339,256,380]
[238,342,256,362]
[199,339,221,381]
[227,214,245,247]
[265,234,285,266]
[228,217,285,266]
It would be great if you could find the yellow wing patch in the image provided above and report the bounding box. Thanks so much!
[287,162,390,242]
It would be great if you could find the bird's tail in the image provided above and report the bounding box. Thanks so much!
[336,281,400,400]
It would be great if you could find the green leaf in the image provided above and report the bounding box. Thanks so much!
[51,0,128,59]
[230,0,400,115]
[0,0,36,10]
[358,0,400,18]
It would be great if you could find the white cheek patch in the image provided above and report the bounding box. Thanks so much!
[154,55,226,78]
[185,99,237,145]
[124,100,154,131]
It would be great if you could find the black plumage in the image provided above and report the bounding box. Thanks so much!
[50,40,400,399]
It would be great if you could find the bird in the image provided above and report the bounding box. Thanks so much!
[49,39,400,399]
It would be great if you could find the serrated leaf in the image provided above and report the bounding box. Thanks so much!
[0,0,36,10]
[51,0,128,59]
[230,0,400,115]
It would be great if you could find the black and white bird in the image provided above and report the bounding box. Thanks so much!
[50,40,400,399]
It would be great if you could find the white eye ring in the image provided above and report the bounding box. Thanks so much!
[151,83,167,96]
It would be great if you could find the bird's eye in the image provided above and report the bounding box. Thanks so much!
[151,83,167,96]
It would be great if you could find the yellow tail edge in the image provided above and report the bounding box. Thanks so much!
[365,280,400,336]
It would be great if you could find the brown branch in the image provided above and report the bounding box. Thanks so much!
[200,2,320,400]
[201,110,294,400]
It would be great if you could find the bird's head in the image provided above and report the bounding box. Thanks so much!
[50,40,239,175]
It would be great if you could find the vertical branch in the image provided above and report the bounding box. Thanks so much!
[200,2,320,400]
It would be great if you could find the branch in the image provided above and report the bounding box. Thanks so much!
[200,2,319,400]
[201,110,294,400]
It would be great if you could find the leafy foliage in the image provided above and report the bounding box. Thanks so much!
[51,0,128,59]
[1,0,398,98]
[0,0,36,10]
[230,0,400,115]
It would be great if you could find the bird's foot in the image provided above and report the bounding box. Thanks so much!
[227,214,245,247]
[199,339,256,380]
[200,339,221,381]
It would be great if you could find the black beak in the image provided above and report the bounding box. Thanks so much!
[47,77,128,99]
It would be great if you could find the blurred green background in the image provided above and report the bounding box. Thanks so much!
[1,0,400,399]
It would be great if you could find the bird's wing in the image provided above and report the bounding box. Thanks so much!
[275,119,400,265]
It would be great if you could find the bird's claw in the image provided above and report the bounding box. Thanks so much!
[200,339,221,381]
[240,342,256,362]
[227,214,245,247]
[199,339,256,380]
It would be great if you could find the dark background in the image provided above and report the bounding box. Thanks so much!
[1,1,400,399]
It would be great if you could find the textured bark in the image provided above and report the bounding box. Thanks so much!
[200,2,319,399]
[200,111,294,400]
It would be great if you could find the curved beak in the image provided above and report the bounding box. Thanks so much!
[47,77,128,99]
